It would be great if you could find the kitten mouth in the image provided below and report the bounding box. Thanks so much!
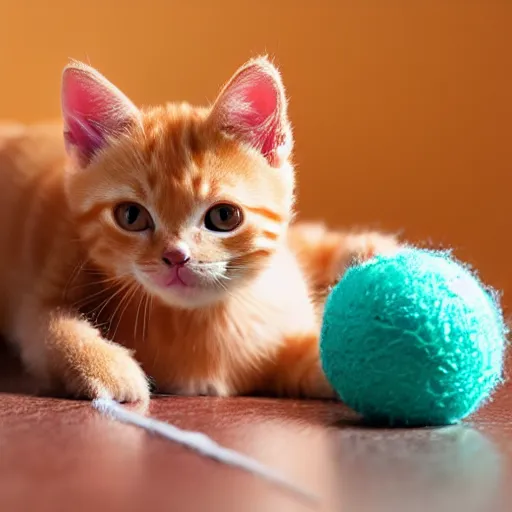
[149,267,200,292]
[135,266,223,308]
[164,270,196,289]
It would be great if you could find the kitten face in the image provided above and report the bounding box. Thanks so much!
[62,59,295,308]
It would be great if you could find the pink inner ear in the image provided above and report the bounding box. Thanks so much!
[63,77,106,158]
[62,65,138,166]
[233,73,278,128]
[213,61,291,167]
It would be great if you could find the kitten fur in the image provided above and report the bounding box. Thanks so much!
[0,58,398,402]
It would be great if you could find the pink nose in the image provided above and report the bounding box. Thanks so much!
[162,244,190,267]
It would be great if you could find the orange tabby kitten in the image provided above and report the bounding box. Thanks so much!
[0,57,398,402]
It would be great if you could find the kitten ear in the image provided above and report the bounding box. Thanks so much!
[61,62,140,167]
[210,57,293,168]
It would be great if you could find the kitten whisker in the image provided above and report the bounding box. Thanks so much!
[87,281,133,320]
[62,258,88,299]
[134,291,145,341]
[71,278,128,310]
[69,274,130,292]
[142,292,151,342]
[113,284,140,341]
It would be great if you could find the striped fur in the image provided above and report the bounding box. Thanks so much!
[0,59,398,401]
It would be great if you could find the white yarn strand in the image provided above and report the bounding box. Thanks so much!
[93,398,318,505]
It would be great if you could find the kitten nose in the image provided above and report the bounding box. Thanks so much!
[162,244,190,267]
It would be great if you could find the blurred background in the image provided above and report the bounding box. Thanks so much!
[0,1,510,312]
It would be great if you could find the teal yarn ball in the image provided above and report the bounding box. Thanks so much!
[320,248,507,427]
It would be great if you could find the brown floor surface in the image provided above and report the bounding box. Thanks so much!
[0,346,511,512]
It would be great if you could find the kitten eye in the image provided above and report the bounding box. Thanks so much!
[204,203,243,232]
[114,202,154,232]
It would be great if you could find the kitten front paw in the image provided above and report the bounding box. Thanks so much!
[61,342,150,403]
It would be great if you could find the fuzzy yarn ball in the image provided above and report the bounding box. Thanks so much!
[320,248,507,426]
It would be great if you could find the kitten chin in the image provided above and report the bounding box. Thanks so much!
[0,57,400,402]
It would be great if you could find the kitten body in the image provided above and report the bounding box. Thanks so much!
[0,60,397,401]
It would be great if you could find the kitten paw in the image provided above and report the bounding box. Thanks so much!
[61,342,150,403]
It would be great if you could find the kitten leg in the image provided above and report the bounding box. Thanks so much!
[262,333,336,399]
[13,306,149,402]
[264,228,401,400]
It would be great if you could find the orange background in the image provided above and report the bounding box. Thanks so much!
[1,1,510,312]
